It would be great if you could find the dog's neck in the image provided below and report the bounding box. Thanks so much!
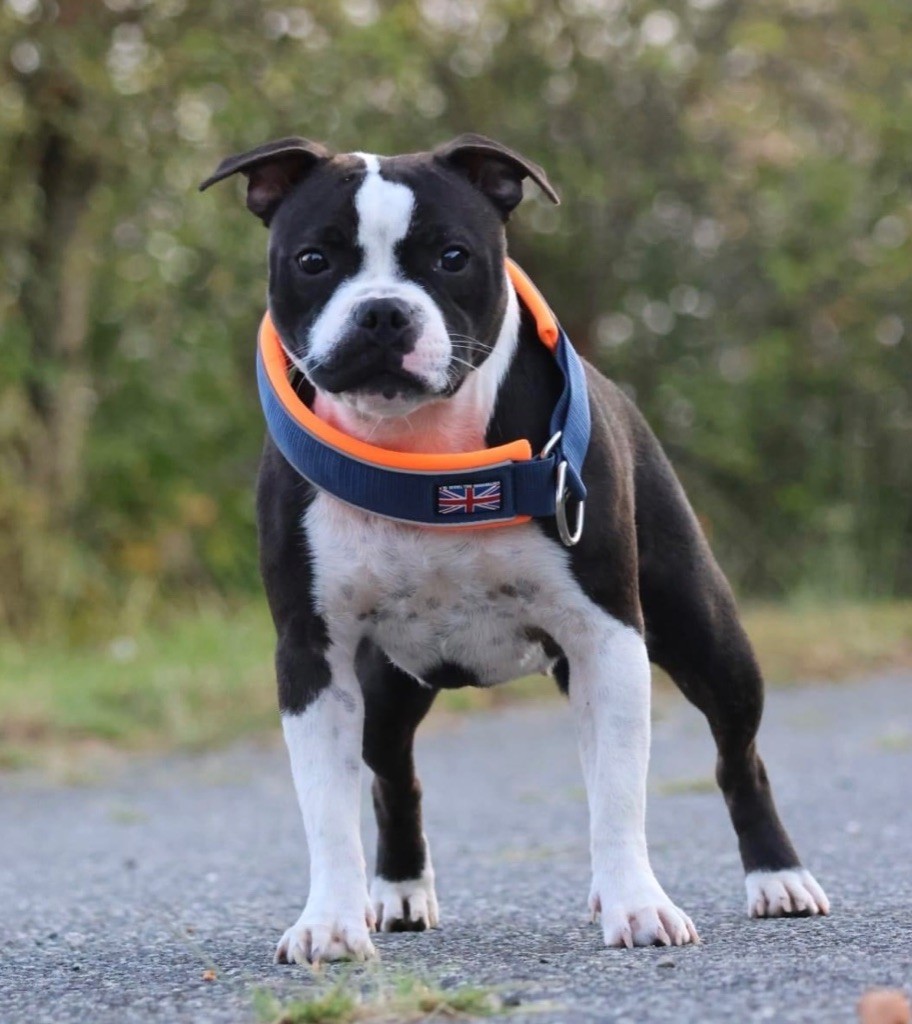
[311,280,520,455]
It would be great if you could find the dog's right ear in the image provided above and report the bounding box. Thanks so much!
[199,137,333,225]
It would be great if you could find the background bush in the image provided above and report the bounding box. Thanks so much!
[1,0,910,640]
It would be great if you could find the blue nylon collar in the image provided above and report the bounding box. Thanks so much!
[257,265,590,538]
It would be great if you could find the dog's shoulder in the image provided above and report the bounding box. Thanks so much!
[487,306,653,473]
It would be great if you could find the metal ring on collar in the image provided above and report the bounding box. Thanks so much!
[555,460,585,546]
[539,430,563,460]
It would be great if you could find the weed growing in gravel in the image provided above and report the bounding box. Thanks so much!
[655,776,717,796]
[254,985,356,1024]
[253,972,501,1023]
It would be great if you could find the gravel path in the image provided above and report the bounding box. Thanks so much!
[2,674,911,1024]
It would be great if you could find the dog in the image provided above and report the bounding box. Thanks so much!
[200,134,829,964]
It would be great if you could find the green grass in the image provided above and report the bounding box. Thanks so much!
[253,975,500,1024]
[1,598,910,770]
[0,602,279,771]
[737,600,912,685]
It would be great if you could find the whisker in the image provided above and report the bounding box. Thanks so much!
[450,336,495,353]
[451,347,493,359]
[361,407,418,443]
[449,331,494,344]
[364,416,385,443]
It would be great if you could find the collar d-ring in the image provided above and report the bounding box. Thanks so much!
[555,459,585,546]
[540,430,563,460]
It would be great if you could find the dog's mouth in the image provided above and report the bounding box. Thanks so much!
[309,354,429,402]
[307,344,436,407]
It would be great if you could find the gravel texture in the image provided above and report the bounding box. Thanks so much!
[2,674,911,1023]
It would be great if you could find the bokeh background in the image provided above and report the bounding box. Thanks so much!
[1,0,910,764]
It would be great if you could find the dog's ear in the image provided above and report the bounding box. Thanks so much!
[199,137,333,225]
[434,133,559,220]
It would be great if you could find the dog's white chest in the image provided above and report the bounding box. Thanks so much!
[304,496,577,685]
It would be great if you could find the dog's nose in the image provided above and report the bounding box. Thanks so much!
[353,298,415,350]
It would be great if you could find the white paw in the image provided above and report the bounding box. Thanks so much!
[746,868,830,918]
[275,903,377,965]
[590,876,699,948]
[370,868,439,932]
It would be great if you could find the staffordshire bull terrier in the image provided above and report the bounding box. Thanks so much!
[200,134,829,964]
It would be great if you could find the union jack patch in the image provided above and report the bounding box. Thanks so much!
[436,481,502,516]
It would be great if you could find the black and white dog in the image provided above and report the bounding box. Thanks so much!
[201,134,829,964]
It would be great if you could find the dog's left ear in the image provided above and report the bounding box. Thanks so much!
[434,133,559,220]
[199,137,333,225]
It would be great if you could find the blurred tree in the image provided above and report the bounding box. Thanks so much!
[0,0,909,638]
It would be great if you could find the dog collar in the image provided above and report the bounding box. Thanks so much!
[256,259,590,545]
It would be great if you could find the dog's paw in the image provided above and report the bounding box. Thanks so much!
[745,868,830,918]
[275,903,377,965]
[590,876,699,948]
[370,871,439,932]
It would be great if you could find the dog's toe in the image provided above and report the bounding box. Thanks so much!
[275,906,377,965]
[370,872,439,933]
[591,875,699,949]
[745,868,830,918]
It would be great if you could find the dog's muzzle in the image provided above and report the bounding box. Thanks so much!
[309,297,426,398]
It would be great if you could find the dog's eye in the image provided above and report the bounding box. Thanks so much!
[439,246,469,273]
[297,250,329,275]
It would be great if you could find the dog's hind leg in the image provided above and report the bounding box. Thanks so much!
[358,641,439,932]
[634,430,830,919]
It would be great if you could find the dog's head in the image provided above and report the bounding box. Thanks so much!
[200,135,558,418]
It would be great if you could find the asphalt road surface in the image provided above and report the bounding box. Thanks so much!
[2,674,911,1024]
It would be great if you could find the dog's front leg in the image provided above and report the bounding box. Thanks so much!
[566,618,699,948]
[275,642,376,965]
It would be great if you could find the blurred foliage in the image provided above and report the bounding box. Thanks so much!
[1,0,910,639]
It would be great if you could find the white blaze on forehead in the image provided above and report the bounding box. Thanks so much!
[351,152,415,278]
[305,149,512,425]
